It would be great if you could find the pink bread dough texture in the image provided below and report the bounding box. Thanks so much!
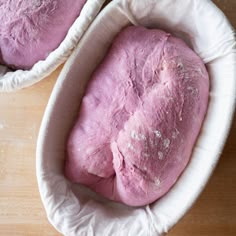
[0,0,86,69]
[65,26,209,207]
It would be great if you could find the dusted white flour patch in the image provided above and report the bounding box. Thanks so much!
[163,138,170,149]
[154,130,162,138]
[158,152,164,160]
[65,26,209,207]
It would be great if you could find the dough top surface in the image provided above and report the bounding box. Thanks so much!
[65,26,209,207]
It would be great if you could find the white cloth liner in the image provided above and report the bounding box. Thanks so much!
[0,0,106,92]
[36,0,236,235]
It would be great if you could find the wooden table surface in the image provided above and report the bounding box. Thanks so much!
[0,1,235,235]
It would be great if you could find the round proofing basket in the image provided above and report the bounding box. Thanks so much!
[0,0,106,92]
[37,0,236,235]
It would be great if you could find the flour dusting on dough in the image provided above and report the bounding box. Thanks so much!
[158,151,164,160]
[154,130,162,138]
[163,138,170,149]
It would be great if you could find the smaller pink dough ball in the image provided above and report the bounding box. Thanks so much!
[0,0,86,70]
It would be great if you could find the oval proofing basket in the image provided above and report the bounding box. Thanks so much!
[37,0,236,235]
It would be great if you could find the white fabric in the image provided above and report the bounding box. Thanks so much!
[36,0,236,235]
[0,0,106,92]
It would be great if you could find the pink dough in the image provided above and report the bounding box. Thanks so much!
[65,26,209,207]
[0,0,86,69]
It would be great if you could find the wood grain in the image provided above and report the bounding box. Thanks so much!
[0,1,235,235]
